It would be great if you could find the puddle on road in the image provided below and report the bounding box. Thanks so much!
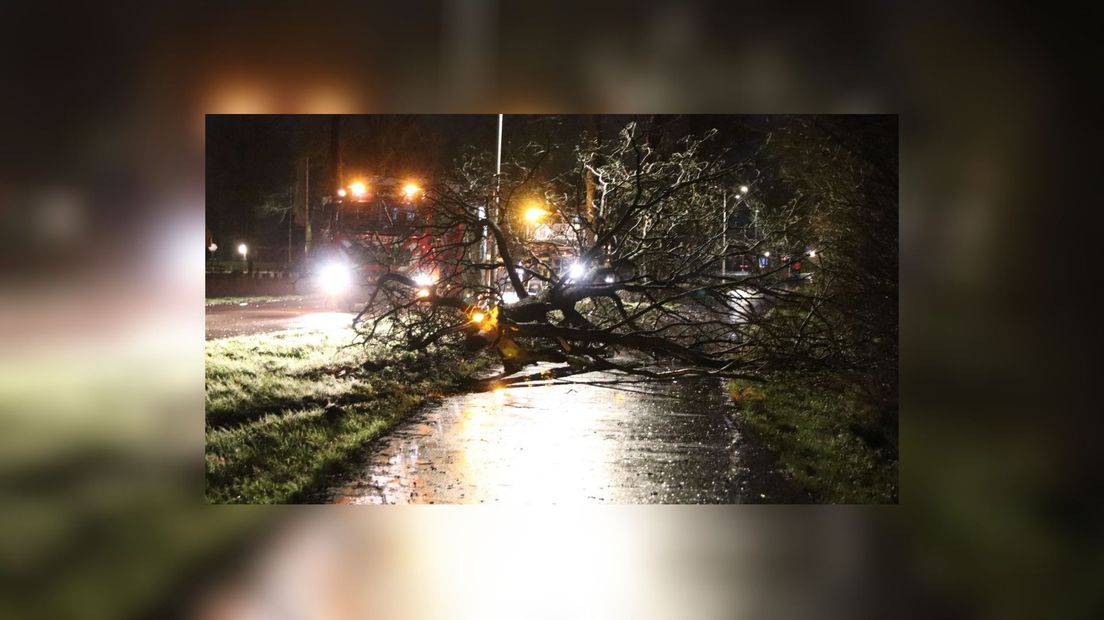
[331,368,807,504]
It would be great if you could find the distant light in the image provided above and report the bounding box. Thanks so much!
[502,291,519,305]
[318,262,351,295]
[416,288,430,299]
[337,188,347,198]
[471,311,486,323]
[568,262,586,279]
[604,275,615,284]
[524,205,549,223]
[237,243,248,257]
[412,273,434,286]
[208,242,218,253]
[739,185,749,194]
[808,249,816,257]
[349,181,367,197]
[763,251,770,257]
[402,183,421,199]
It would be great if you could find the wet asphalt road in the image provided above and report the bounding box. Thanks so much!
[207,296,808,504]
[205,297,357,339]
[329,366,810,504]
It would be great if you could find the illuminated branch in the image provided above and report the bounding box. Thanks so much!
[348,117,893,388]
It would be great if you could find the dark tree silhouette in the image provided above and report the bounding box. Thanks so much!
[348,117,896,392]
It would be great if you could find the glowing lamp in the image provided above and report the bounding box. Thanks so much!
[524,206,549,223]
[318,262,351,296]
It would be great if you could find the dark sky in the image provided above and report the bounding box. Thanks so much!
[206,114,501,260]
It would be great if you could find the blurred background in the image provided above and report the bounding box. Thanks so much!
[0,1,1095,618]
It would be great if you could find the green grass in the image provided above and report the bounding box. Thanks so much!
[205,294,307,307]
[205,327,494,503]
[728,377,897,503]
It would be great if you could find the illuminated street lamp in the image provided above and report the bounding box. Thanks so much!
[523,205,549,223]
[238,243,248,259]
[739,185,749,194]
[402,183,422,200]
[523,202,550,239]
[337,188,347,198]
[349,181,367,198]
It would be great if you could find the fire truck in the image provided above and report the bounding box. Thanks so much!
[307,175,586,308]
[308,176,444,308]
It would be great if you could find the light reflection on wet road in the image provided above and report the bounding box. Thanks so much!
[205,298,356,339]
[332,366,809,504]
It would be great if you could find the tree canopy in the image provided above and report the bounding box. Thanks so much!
[348,116,897,397]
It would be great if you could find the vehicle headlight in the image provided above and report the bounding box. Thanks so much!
[319,263,352,295]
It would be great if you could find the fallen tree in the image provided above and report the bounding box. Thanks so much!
[350,116,896,393]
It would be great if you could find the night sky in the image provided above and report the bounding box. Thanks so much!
[205,115,775,263]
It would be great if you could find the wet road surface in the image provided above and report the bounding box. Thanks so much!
[330,366,810,504]
[205,297,358,339]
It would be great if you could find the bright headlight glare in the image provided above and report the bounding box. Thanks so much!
[319,263,351,295]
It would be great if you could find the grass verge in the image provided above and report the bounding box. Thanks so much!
[728,377,898,503]
[206,327,493,503]
[205,294,307,307]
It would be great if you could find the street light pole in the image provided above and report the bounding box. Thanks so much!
[304,156,311,261]
[721,191,727,277]
[486,113,503,290]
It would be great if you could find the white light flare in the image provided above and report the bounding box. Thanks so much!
[318,262,351,296]
[567,261,586,280]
